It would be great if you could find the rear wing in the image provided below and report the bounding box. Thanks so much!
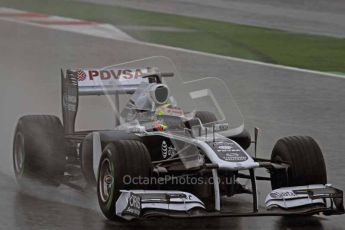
[61,67,151,134]
[67,68,151,95]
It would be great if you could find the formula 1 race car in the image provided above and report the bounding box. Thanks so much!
[13,57,344,220]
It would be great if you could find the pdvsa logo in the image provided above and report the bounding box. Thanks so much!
[77,68,150,81]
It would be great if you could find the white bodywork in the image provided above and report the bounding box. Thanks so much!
[91,130,258,212]
[265,184,327,209]
[142,131,259,171]
[116,190,205,220]
[92,130,260,180]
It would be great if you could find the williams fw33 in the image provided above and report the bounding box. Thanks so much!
[13,57,344,221]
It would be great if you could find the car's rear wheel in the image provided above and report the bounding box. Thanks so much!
[97,140,152,220]
[194,111,217,124]
[13,115,66,186]
[271,136,327,190]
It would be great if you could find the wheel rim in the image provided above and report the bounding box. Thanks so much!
[99,158,114,203]
[14,132,25,176]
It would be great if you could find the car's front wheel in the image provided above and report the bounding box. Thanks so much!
[97,140,152,220]
[270,136,327,190]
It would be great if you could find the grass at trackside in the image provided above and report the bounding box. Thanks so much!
[1,0,345,73]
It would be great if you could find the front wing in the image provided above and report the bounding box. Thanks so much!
[115,185,344,220]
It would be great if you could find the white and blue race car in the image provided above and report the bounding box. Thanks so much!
[13,57,344,221]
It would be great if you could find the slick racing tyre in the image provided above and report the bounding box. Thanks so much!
[13,115,66,186]
[271,136,327,190]
[193,111,251,150]
[97,140,152,220]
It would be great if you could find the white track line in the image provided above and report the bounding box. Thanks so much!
[130,40,345,79]
[0,7,343,79]
[0,7,135,41]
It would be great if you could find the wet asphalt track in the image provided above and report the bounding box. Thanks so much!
[0,20,345,229]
